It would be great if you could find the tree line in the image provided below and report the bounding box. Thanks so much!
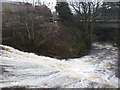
[2,1,120,59]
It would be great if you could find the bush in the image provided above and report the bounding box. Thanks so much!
[63,25,88,58]
[4,8,12,13]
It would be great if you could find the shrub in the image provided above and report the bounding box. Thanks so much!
[4,8,12,13]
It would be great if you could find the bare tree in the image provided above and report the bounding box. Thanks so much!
[69,0,101,48]
[33,0,34,6]
[24,1,35,40]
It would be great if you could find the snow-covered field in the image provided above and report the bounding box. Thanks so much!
[0,43,119,88]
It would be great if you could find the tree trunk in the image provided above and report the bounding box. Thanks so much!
[25,22,31,40]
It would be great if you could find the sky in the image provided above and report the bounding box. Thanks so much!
[1,0,120,12]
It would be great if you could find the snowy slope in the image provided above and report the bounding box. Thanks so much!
[0,43,119,88]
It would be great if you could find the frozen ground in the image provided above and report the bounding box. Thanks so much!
[0,43,119,88]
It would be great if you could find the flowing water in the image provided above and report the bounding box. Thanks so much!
[0,43,119,88]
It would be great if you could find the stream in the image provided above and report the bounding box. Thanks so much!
[0,43,119,88]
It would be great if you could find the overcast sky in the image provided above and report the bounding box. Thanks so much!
[1,0,119,12]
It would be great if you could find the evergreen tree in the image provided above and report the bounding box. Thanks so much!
[55,2,73,25]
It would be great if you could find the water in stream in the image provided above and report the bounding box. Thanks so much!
[0,43,119,88]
